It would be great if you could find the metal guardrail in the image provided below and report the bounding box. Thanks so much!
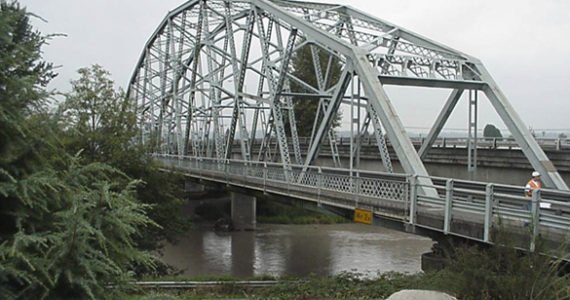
[242,136,570,151]
[156,154,570,251]
[135,280,278,289]
[407,136,570,151]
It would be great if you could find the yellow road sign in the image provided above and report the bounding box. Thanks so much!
[354,208,373,225]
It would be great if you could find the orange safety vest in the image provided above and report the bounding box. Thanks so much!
[525,179,542,197]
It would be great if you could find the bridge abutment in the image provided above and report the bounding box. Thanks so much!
[231,192,256,231]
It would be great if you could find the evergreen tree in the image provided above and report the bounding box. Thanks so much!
[0,2,155,299]
[59,65,188,250]
[483,124,502,140]
[289,44,343,137]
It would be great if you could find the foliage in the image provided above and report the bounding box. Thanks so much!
[559,132,567,139]
[0,0,54,175]
[483,123,502,139]
[289,44,343,137]
[1,158,157,299]
[0,2,155,298]
[433,231,570,300]
[127,272,438,300]
[59,64,189,250]
[256,199,347,224]
[127,231,570,300]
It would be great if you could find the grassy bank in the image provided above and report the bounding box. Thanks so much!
[129,231,570,300]
[192,197,347,224]
[127,272,433,300]
[256,199,347,224]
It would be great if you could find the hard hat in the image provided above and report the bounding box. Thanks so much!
[532,171,540,177]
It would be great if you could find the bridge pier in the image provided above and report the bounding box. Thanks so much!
[231,192,256,231]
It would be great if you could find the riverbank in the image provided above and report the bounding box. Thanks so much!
[256,199,347,224]
[129,250,570,300]
[127,272,440,300]
[143,227,569,300]
[192,195,347,225]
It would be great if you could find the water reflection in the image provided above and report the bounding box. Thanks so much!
[160,223,433,278]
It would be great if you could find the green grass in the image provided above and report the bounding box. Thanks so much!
[139,274,277,282]
[130,230,570,300]
[127,272,440,300]
[257,200,348,224]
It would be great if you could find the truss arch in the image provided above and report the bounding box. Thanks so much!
[128,0,568,191]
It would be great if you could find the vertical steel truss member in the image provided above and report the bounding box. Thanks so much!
[251,16,273,160]
[127,0,569,191]
[223,4,254,161]
[183,0,204,156]
[367,105,393,173]
[467,90,478,179]
[309,45,342,168]
[303,68,352,169]
[256,9,298,169]
[275,23,303,165]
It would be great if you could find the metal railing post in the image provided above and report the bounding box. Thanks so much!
[199,157,203,180]
[225,159,229,185]
[530,189,541,252]
[355,173,360,206]
[409,175,418,225]
[263,162,267,194]
[484,183,494,243]
[444,179,454,234]
[317,167,322,206]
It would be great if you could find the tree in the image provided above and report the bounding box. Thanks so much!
[558,132,567,139]
[289,44,343,137]
[483,124,502,140]
[60,64,188,250]
[0,2,154,299]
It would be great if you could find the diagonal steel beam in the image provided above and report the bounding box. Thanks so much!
[418,89,464,159]
[223,5,255,160]
[303,68,352,168]
[352,48,437,197]
[183,0,205,155]
[477,64,569,190]
[256,9,298,169]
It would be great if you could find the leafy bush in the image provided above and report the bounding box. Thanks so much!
[0,2,156,298]
[433,232,570,300]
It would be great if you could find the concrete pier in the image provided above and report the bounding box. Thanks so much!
[231,192,256,230]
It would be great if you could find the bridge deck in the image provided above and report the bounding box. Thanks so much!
[158,155,570,252]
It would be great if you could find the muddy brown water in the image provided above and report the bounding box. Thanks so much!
[160,223,434,278]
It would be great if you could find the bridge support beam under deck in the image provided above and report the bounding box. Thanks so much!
[231,192,256,231]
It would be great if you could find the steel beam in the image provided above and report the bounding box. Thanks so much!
[223,5,254,161]
[418,89,464,159]
[378,75,485,90]
[183,0,205,155]
[478,64,569,190]
[352,48,436,197]
[303,68,352,168]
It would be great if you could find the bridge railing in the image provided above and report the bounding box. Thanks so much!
[411,174,570,248]
[156,154,570,249]
[243,136,570,151]
[158,153,410,209]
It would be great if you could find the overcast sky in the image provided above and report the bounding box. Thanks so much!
[19,0,570,134]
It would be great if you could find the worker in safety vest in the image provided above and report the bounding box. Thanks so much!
[525,171,542,197]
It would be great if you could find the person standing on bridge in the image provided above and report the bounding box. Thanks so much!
[525,171,543,198]
[525,171,543,211]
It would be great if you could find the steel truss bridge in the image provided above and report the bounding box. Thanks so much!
[127,0,570,249]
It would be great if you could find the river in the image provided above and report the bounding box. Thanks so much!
[160,222,434,278]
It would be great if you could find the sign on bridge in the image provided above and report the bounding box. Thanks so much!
[354,208,373,225]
